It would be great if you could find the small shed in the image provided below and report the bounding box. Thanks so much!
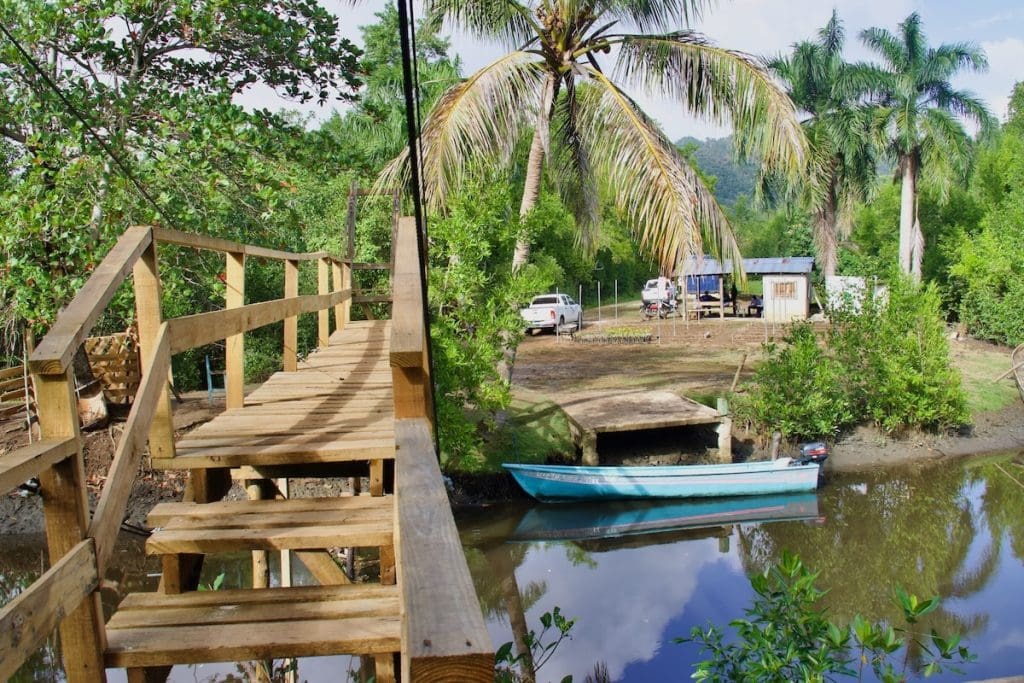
[677,256,815,321]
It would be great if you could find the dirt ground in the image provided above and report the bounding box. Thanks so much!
[512,308,1024,473]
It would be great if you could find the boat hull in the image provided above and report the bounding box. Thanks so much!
[512,493,821,542]
[503,459,821,501]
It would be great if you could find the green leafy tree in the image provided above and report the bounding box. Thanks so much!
[382,0,809,274]
[770,11,876,276]
[0,0,361,357]
[859,12,993,281]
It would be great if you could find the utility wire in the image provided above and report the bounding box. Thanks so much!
[396,0,442,459]
[0,20,169,222]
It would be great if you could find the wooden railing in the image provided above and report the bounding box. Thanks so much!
[389,217,493,679]
[1,218,492,682]
[1,225,354,681]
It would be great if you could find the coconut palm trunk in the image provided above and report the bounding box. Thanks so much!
[815,177,840,277]
[512,73,559,273]
[898,155,917,278]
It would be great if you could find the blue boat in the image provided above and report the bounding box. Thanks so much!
[511,493,821,542]
[503,458,822,501]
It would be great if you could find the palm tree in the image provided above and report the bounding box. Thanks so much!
[770,11,876,277]
[859,12,993,281]
[382,0,808,274]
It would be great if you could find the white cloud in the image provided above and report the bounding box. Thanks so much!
[962,38,1024,123]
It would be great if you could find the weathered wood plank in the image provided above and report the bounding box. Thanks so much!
[88,323,171,573]
[394,418,493,681]
[225,251,246,410]
[0,365,24,381]
[146,522,393,554]
[133,241,175,461]
[30,226,152,375]
[0,438,77,494]
[0,540,98,682]
[283,259,299,372]
[33,372,106,681]
[148,495,391,524]
[166,289,351,354]
[152,227,339,262]
[318,257,331,348]
[105,617,400,667]
[153,443,394,470]
[389,218,424,369]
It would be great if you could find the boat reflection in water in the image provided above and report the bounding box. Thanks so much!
[510,493,822,544]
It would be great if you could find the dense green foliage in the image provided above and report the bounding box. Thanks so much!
[735,276,968,440]
[947,84,1024,346]
[674,136,757,206]
[684,551,975,681]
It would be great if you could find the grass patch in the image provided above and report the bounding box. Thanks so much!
[953,346,1020,414]
[445,388,575,474]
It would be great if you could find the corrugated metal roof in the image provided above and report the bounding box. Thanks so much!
[679,256,815,276]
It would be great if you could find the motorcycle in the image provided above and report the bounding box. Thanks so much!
[641,299,677,320]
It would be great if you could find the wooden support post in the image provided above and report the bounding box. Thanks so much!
[246,479,273,589]
[225,251,245,409]
[133,241,175,460]
[318,257,330,348]
[369,459,384,497]
[332,260,347,335]
[375,654,396,683]
[718,276,725,320]
[159,554,203,594]
[283,259,298,372]
[33,372,106,682]
[716,397,732,462]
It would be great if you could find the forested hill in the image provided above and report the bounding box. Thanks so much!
[676,136,758,206]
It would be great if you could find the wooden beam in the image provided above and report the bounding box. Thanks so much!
[133,241,175,461]
[283,260,299,372]
[0,540,99,682]
[0,437,77,494]
[394,419,492,681]
[30,226,152,375]
[166,290,351,355]
[332,260,346,336]
[318,257,331,348]
[389,218,425,369]
[225,251,245,410]
[33,372,107,681]
[88,324,171,573]
[152,227,337,262]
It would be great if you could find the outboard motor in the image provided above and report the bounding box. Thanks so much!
[795,442,829,466]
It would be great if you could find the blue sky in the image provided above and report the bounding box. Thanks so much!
[240,1,1024,140]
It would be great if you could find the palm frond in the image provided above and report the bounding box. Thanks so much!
[859,26,906,71]
[594,0,713,32]
[549,74,600,254]
[919,107,971,199]
[576,68,744,277]
[424,0,537,49]
[376,51,547,207]
[613,32,808,185]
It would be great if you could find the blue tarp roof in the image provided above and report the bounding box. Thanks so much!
[680,256,815,276]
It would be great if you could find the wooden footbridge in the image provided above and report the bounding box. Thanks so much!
[0,220,492,681]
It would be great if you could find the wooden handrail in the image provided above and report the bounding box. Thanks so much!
[30,226,153,375]
[153,227,344,263]
[390,217,425,369]
[88,322,171,572]
[166,289,351,354]
[394,418,493,681]
[0,539,99,681]
[0,437,77,494]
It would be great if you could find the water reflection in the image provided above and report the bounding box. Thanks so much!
[458,454,1024,682]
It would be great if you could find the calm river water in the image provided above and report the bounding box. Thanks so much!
[4,452,1023,682]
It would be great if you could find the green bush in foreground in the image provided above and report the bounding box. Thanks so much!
[735,275,968,440]
[682,551,975,682]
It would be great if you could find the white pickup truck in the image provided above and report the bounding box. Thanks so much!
[520,294,583,333]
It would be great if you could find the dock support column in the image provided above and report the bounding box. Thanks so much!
[716,398,732,463]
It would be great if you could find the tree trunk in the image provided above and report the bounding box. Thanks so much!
[898,156,917,276]
[511,74,558,273]
[910,213,924,283]
[815,183,839,278]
